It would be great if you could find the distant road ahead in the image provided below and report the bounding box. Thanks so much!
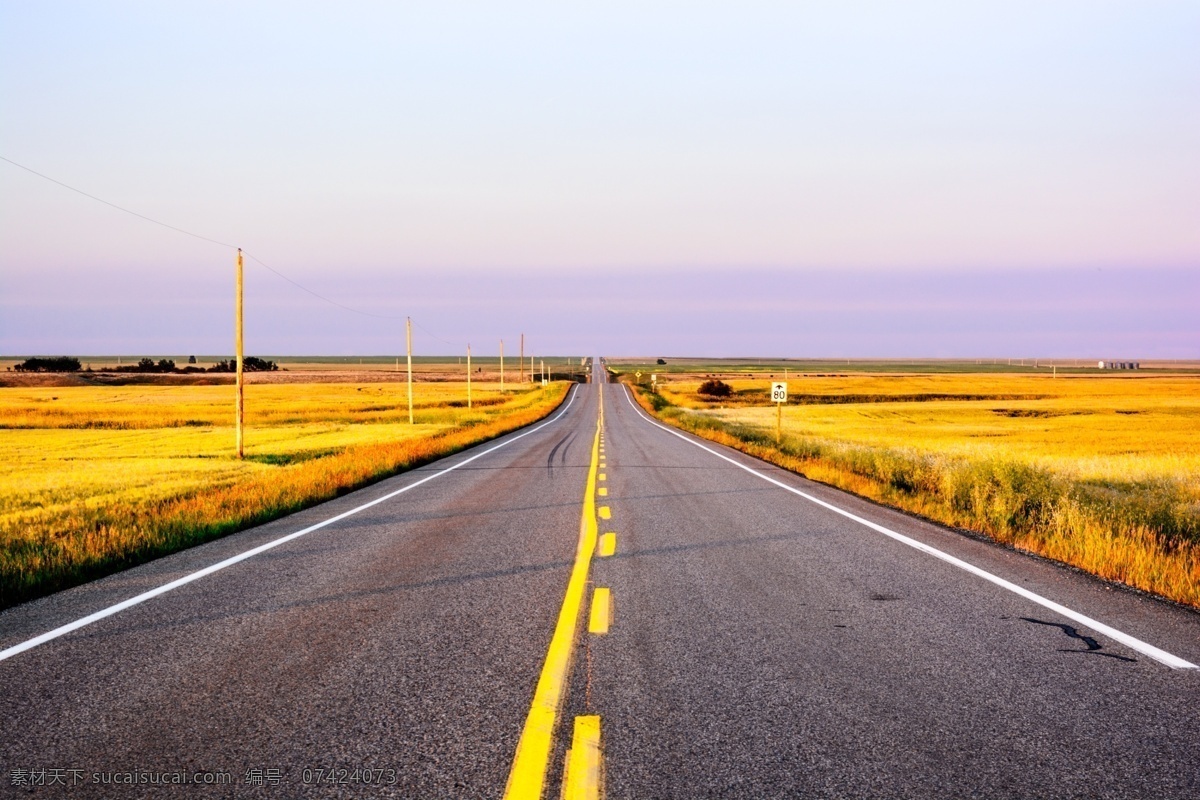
[2,367,1198,798]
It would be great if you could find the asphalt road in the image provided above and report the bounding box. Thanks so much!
[2,367,1199,799]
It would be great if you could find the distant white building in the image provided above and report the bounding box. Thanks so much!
[1098,361,1140,370]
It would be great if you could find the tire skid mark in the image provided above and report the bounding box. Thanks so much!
[560,432,575,467]
[547,431,575,476]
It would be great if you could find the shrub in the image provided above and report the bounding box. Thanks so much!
[110,358,176,373]
[14,356,81,373]
[244,356,278,372]
[698,379,732,397]
[208,357,278,373]
[646,391,670,412]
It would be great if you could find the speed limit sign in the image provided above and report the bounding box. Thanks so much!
[771,382,788,403]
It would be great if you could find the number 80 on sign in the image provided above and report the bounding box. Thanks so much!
[771,382,788,403]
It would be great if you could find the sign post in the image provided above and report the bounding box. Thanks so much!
[771,381,788,444]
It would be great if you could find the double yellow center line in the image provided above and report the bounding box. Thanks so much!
[504,388,606,799]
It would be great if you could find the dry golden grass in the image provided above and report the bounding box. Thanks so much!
[0,380,569,608]
[635,373,1200,607]
[660,375,1200,484]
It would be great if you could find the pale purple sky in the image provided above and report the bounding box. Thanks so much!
[2,3,1198,357]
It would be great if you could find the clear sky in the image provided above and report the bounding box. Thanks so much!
[2,2,1197,357]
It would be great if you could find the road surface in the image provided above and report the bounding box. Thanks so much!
[2,365,1198,798]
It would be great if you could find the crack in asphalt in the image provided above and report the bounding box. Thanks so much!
[1021,617,1138,663]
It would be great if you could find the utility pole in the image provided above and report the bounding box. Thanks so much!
[406,317,414,424]
[235,248,245,459]
[467,343,472,409]
[541,359,546,384]
[500,339,504,391]
[520,334,525,383]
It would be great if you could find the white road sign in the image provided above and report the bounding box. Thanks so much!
[771,382,788,403]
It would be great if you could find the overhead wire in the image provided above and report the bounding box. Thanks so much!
[411,317,466,348]
[239,250,405,321]
[0,154,237,250]
[0,154,486,342]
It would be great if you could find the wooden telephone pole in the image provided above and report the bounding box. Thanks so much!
[235,248,245,459]
[519,333,524,383]
[406,317,414,424]
[500,340,504,391]
[467,343,472,409]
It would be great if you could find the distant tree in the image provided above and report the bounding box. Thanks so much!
[243,356,278,372]
[14,356,82,373]
[157,359,176,371]
[208,357,278,373]
[188,355,197,364]
[697,379,732,398]
[656,358,667,365]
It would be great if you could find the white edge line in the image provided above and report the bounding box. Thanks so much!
[619,385,1197,670]
[0,385,580,663]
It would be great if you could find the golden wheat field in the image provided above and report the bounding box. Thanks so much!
[0,380,569,607]
[660,374,1200,484]
[639,373,1200,606]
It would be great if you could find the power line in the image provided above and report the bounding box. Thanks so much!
[0,154,236,249]
[411,317,466,348]
[1,154,401,321]
[239,251,405,321]
[2,154,502,348]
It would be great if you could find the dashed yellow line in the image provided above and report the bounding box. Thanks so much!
[562,715,603,800]
[598,533,616,557]
[598,473,606,482]
[597,487,608,497]
[589,587,612,634]
[503,404,604,799]
[598,506,611,520]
